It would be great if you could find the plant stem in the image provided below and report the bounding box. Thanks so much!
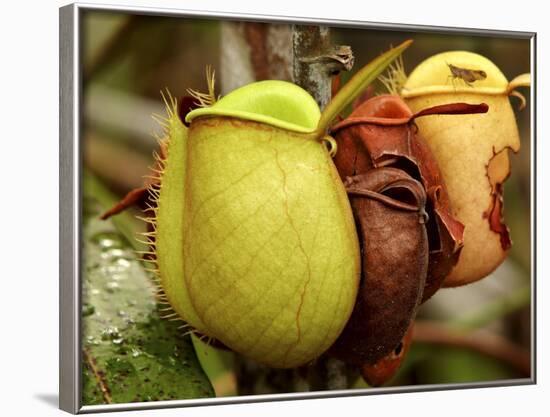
[315,40,413,138]
[292,25,332,109]
[413,321,531,376]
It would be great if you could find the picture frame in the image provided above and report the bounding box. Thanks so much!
[59,3,536,414]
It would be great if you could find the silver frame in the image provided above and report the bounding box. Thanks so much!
[59,2,537,414]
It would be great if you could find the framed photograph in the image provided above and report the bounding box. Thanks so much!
[59,2,535,414]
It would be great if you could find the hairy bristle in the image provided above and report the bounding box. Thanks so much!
[140,91,172,299]
[137,88,201,339]
[186,65,218,108]
[378,54,408,95]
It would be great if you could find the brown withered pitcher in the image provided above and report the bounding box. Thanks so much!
[328,95,488,384]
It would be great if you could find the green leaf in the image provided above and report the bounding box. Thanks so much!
[82,175,214,405]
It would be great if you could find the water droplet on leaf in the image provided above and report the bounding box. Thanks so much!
[82,303,95,317]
